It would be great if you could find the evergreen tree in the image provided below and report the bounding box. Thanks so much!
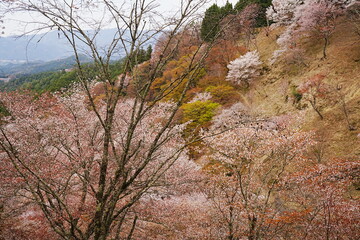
[200,4,222,42]
[137,47,147,63]
[146,45,152,60]
[220,1,234,16]
[235,0,252,11]
[127,46,153,68]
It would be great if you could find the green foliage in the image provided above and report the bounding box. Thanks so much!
[146,45,152,60]
[200,0,271,41]
[221,1,235,16]
[109,60,126,79]
[291,85,303,104]
[181,100,220,126]
[235,0,271,11]
[1,60,128,96]
[200,2,235,42]
[126,45,153,68]
[234,0,251,11]
[200,4,223,42]
[0,60,129,93]
[0,55,91,76]
[0,64,96,93]
[0,71,75,93]
[20,70,79,93]
[0,102,10,117]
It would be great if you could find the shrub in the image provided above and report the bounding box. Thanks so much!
[181,100,220,127]
[291,85,302,104]
[205,85,239,104]
[0,102,10,117]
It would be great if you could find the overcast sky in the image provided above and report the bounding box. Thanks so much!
[2,0,239,36]
[159,0,238,11]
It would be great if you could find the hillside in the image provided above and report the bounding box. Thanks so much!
[0,54,91,77]
[248,18,360,159]
[0,0,359,239]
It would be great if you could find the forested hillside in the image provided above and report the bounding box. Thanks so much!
[0,47,152,93]
[0,0,359,239]
[0,55,91,76]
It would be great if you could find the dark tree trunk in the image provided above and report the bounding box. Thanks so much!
[248,215,257,240]
[322,37,329,60]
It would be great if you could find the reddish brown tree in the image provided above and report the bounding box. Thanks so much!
[205,40,247,79]
[297,74,331,120]
[275,159,360,239]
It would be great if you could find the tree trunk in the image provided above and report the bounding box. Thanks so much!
[339,94,356,130]
[228,206,235,240]
[314,106,324,120]
[248,215,257,240]
[322,37,329,60]
[310,100,324,120]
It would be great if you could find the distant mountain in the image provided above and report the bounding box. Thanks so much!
[0,55,92,77]
[0,57,130,93]
[0,33,73,61]
[0,28,130,62]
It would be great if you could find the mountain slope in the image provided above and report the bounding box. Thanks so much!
[244,18,360,159]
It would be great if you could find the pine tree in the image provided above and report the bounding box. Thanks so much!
[200,4,222,42]
[220,1,234,16]
[146,45,152,60]
[235,0,252,11]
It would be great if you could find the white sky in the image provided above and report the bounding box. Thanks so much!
[2,0,239,36]
[159,0,238,11]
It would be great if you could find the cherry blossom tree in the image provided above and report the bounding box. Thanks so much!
[220,3,261,47]
[268,0,351,63]
[266,0,303,25]
[295,0,344,59]
[347,0,360,37]
[0,87,203,239]
[0,0,224,239]
[238,4,261,48]
[269,0,345,62]
[226,51,263,87]
[201,110,315,240]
